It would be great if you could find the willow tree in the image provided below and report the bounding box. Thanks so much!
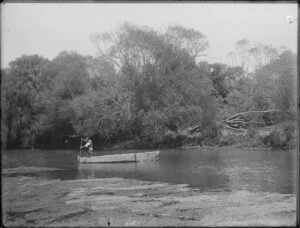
[91,23,215,144]
[2,55,49,149]
[35,51,92,141]
[217,50,297,132]
[232,39,252,76]
[253,50,297,116]
[248,43,280,71]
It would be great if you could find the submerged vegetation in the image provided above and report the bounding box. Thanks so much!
[1,23,297,150]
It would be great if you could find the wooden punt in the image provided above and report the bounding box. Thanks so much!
[77,150,159,163]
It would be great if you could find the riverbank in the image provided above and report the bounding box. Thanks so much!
[2,167,296,227]
[104,124,296,151]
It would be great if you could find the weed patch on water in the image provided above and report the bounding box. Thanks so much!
[26,218,38,224]
[6,208,44,221]
[161,200,179,207]
[88,191,115,196]
[179,216,197,221]
[48,208,93,223]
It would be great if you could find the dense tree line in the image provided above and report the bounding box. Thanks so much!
[1,23,297,149]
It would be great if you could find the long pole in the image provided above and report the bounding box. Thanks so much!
[79,138,82,157]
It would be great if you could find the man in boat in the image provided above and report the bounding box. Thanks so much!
[81,137,93,157]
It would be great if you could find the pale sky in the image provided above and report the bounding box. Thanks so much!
[1,3,298,68]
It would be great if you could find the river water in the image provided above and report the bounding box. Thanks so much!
[2,147,297,194]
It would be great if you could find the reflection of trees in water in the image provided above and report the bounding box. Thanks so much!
[222,149,296,193]
[158,149,230,189]
[3,149,50,168]
[79,167,95,179]
[158,148,295,193]
[75,149,295,194]
[78,161,160,180]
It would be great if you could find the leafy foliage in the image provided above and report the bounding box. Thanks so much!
[268,121,296,149]
[2,55,49,148]
[1,27,297,150]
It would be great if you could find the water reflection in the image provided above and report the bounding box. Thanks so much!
[216,148,296,194]
[78,161,161,179]
[2,148,296,194]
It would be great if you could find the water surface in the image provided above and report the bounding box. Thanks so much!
[2,147,296,194]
